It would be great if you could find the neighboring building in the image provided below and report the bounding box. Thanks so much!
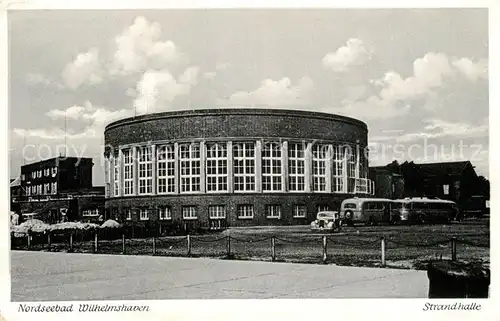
[10,177,22,213]
[370,161,489,214]
[104,108,375,229]
[369,168,404,199]
[13,157,105,223]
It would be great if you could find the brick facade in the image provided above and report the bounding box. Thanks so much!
[104,109,370,227]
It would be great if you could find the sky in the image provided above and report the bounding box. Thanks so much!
[8,9,489,185]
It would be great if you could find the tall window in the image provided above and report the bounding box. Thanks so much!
[26,186,31,196]
[138,146,153,195]
[113,156,120,196]
[209,205,226,219]
[182,206,197,219]
[157,145,175,194]
[123,149,134,195]
[233,143,256,192]
[288,143,305,191]
[125,209,132,220]
[159,207,172,220]
[312,144,328,192]
[347,147,356,193]
[51,182,57,194]
[237,205,254,219]
[333,146,346,193]
[180,143,201,193]
[266,205,281,219]
[206,143,228,192]
[44,183,50,194]
[262,142,282,191]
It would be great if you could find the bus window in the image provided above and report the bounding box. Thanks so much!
[344,203,356,209]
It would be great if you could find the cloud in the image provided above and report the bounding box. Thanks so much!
[178,66,199,86]
[26,73,64,89]
[215,62,230,71]
[203,71,217,80]
[110,16,182,75]
[395,118,488,142]
[322,38,372,72]
[17,101,131,140]
[133,69,194,115]
[61,48,103,89]
[340,52,488,120]
[219,77,314,107]
[452,57,488,81]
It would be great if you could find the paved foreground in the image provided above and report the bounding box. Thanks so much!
[11,251,428,300]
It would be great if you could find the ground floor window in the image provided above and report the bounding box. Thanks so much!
[158,207,172,220]
[139,208,149,220]
[82,209,100,217]
[266,205,281,219]
[209,205,226,219]
[316,204,330,213]
[293,205,307,218]
[182,206,197,220]
[125,209,132,220]
[237,205,254,219]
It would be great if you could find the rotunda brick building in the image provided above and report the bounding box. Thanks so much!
[103,109,373,229]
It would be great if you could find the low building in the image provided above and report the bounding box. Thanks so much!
[370,161,489,215]
[13,156,105,223]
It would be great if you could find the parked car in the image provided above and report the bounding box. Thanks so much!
[310,211,341,232]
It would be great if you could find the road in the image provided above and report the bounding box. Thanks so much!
[11,251,428,300]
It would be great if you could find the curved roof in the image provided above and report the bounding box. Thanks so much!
[104,108,368,133]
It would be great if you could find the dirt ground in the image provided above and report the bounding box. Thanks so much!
[13,220,489,270]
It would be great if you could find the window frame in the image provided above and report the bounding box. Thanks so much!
[262,142,283,192]
[266,204,282,219]
[179,143,201,193]
[237,204,254,219]
[182,206,198,220]
[206,143,228,193]
[293,204,307,218]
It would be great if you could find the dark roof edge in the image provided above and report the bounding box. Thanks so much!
[104,108,368,133]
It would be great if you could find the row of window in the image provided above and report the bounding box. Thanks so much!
[107,142,368,197]
[119,204,313,221]
[25,182,58,196]
[82,209,100,217]
[28,167,58,180]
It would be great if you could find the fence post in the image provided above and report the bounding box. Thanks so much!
[451,237,457,261]
[153,235,156,255]
[69,232,74,252]
[47,232,51,250]
[381,236,386,267]
[226,236,231,258]
[27,232,31,250]
[122,232,126,254]
[322,235,328,264]
[187,235,191,257]
[271,236,276,262]
[94,231,99,253]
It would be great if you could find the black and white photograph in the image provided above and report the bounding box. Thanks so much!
[3,3,495,317]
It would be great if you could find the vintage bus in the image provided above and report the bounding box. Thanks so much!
[340,198,394,226]
[391,198,458,224]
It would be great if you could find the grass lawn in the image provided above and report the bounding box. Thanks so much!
[12,220,489,270]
